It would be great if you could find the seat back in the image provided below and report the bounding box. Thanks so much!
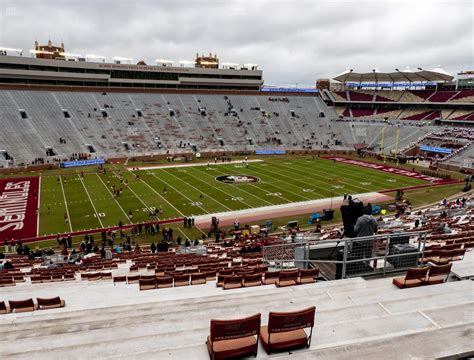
[453,248,466,259]
[88,272,101,281]
[264,271,280,280]
[223,275,243,286]
[139,278,156,290]
[113,275,127,283]
[218,269,233,276]
[267,306,316,334]
[205,270,217,280]
[279,269,299,281]
[191,273,206,284]
[139,274,156,281]
[37,296,64,309]
[244,273,262,284]
[129,264,139,272]
[37,296,60,306]
[210,313,261,342]
[405,267,429,280]
[156,275,173,286]
[126,275,140,284]
[9,298,35,312]
[0,301,8,314]
[64,273,75,280]
[428,263,452,278]
[101,272,112,279]
[174,274,190,284]
[300,268,319,279]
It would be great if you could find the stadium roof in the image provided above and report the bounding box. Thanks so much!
[333,67,454,83]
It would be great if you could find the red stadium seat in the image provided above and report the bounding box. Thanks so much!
[207,313,261,359]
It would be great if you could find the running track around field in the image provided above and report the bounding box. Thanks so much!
[193,191,393,229]
[20,217,184,244]
[129,159,263,171]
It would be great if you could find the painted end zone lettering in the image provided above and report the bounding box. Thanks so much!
[324,157,453,184]
[0,177,39,241]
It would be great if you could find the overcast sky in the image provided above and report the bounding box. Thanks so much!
[0,0,472,86]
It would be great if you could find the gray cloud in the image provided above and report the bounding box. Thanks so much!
[0,0,472,86]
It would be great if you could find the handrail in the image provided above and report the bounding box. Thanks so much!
[263,231,427,279]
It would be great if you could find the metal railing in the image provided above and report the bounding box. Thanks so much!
[262,231,427,279]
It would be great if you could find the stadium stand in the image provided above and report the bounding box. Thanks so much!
[330,90,474,103]
[0,194,472,358]
[0,90,345,166]
[0,88,471,170]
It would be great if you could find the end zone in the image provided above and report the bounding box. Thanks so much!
[323,156,459,184]
[0,176,40,241]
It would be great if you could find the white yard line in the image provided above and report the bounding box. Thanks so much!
[119,176,156,215]
[149,171,212,214]
[110,169,161,221]
[243,162,324,200]
[78,176,104,228]
[242,165,310,202]
[192,166,275,206]
[95,174,131,224]
[162,168,240,210]
[36,176,41,237]
[176,227,191,241]
[125,168,186,217]
[59,175,73,232]
[130,159,263,171]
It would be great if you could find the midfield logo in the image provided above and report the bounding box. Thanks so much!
[215,175,259,184]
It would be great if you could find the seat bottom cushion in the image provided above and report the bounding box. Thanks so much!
[392,278,424,289]
[207,335,257,359]
[260,326,308,353]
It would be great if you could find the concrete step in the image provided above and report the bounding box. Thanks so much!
[347,280,473,305]
[272,323,474,360]
[2,292,472,357]
[2,277,471,331]
[0,278,364,325]
[0,296,378,341]
[1,311,437,359]
[3,283,471,339]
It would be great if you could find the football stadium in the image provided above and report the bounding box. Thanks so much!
[0,1,473,359]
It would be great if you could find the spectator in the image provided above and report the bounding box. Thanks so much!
[354,207,378,237]
[414,218,420,229]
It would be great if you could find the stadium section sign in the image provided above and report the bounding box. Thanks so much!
[419,145,452,154]
[255,150,286,155]
[0,177,39,240]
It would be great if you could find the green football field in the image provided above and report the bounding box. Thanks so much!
[37,157,428,236]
